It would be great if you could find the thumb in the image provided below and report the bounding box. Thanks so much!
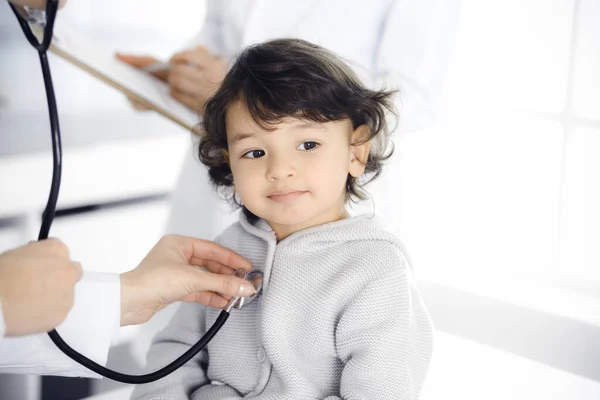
[191,269,257,298]
[116,53,159,69]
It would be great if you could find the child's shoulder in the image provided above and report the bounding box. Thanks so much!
[329,214,412,278]
[339,214,405,249]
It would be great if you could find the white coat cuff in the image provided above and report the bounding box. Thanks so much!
[54,271,121,377]
[0,271,120,378]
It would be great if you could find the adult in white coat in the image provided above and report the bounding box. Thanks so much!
[120,0,462,241]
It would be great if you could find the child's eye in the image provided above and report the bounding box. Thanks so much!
[242,149,266,159]
[297,141,319,151]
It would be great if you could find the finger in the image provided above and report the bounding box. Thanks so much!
[115,53,159,69]
[39,238,70,258]
[201,259,237,275]
[170,89,203,112]
[62,262,83,285]
[170,46,214,67]
[190,269,256,297]
[182,291,229,309]
[182,237,252,271]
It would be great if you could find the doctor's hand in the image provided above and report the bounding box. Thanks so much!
[0,239,82,337]
[116,46,227,114]
[168,46,228,113]
[119,234,254,327]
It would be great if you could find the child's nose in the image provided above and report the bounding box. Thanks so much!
[265,154,295,181]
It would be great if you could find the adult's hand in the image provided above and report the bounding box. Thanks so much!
[0,239,82,336]
[167,46,227,113]
[117,46,227,114]
[119,234,255,327]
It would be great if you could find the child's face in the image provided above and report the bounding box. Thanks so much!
[226,101,370,240]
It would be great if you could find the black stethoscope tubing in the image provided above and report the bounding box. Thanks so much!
[9,0,231,384]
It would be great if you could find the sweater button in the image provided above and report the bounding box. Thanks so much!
[257,347,266,362]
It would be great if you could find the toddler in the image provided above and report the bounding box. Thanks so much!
[132,38,433,400]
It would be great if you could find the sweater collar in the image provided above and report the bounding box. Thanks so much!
[238,211,389,248]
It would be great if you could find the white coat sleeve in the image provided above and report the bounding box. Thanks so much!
[186,0,225,55]
[0,271,120,378]
[375,0,462,133]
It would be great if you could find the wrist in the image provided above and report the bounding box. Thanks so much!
[119,272,148,327]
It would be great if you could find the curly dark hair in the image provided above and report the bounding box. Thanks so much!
[196,38,396,219]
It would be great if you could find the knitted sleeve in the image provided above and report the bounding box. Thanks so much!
[332,265,434,400]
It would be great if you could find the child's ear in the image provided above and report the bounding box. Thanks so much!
[348,125,371,178]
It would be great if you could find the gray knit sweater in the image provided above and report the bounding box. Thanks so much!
[131,213,433,400]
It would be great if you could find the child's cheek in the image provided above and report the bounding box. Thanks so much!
[306,151,348,192]
[233,161,263,194]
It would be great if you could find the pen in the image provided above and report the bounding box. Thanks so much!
[143,61,172,73]
[142,61,200,73]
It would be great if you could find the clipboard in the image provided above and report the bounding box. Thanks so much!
[33,20,200,131]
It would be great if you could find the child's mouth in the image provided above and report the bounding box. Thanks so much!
[268,190,308,203]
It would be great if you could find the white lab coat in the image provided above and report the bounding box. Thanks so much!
[166,0,462,239]
[0,272,119,378]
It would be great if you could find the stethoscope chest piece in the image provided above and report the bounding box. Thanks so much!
[228,269,264,310]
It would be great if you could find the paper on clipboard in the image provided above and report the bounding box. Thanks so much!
[36,20,199,131]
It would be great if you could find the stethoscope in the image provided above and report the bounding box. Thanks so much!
[9,0,264,384]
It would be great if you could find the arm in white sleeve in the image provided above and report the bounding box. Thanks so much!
[0,271,120,378]
[375,0,462,133]
[187,0,225,55]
